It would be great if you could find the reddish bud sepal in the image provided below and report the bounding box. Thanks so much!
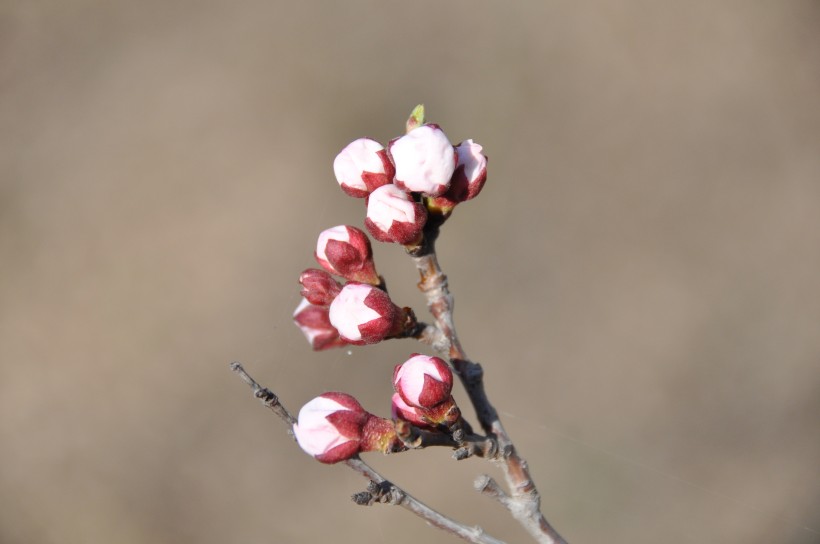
[391,392,432,429]
[315,225,380,284]
[427,139,488,214]
[299,269,342,306]
[390,124,456,197]
[293,298,348,351]
[364,184,427,246]
[293,392,368,464]
[328,283,403,345]
[392,392,460,430]
[333,138,395,198]
[393,354,454,408]
[360,414,405,455]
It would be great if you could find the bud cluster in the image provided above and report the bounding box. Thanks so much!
[290,107,486,465]
[294,224,408,350]
[293,354,460,464]
[334,122,488,245]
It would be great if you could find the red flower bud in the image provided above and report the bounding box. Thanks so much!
[427,139,488,214]
[393,354,453,408]
[314,225,379,284]
[299,268,342,306]
[333,138,395,198]
[293,392,368,463]
[293,392,404,464]
[293,298,348,351]
[391,392,431,428]
[327,283,402,345]
[364,184,427,246]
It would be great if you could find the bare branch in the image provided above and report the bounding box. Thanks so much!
[474,475,513,509]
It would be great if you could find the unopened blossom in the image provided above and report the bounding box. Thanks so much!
[364,184,427,245]
[293,298,347,351]
[292,392,368,464]
[390,124,456,197]
[315,225,379,284]
[333,138,395,198]
[299,268,342,306]
[431,139,488,213]
[391,392,430,428]
[328,283,403,345]
[393,354,453,409]
[293,392,405,464]
[393,389,460,429]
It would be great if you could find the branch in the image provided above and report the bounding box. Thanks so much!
[393,419,497,460]
[408,222,569,544]
[230,362,507,544]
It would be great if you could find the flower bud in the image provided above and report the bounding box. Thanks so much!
[328,283,403,345]
[364,184,427,245]
[293,392,405,463]
[390,124,456,197]
[333,138,395,198]
[391,392,430,428]
[293,392,368,464]
[393,354,453,409]
[315,225,379,284]
[427,139,488,214]
[299,269,342,306]
[293,298,347,351]
[392,392,460,430]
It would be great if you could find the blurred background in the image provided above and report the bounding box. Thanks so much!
[1,1,819,543]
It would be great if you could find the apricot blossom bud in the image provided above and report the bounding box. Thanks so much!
[393,354,453,408]
[333,138,395,198]
[391,392,430,428]
[427,139,488,213]
[328,283,403,345]
[299,269,342,306]
[293,392,404,464]
[315,225,379,284]
[364,184,427,245]
[293,392,368,464]
[390,124,456,197]
[293,298,347,351]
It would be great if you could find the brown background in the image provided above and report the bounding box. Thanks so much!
[2,2,819,543]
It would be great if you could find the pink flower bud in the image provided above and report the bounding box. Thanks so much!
[293,392,368,464]
[333,138,395,198]
[393,354,453,408]
[450,139,488,202]
[328,283,402,345]
[391,392,430,428]
[390,124,456,197]
[427,139,488,213]
[314,225,379,284]
[293,298,348,351]
[364,184,427,245]
[392,392,459,430]
[299,269,342,306]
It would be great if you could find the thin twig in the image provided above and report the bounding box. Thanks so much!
[408,223,569,544]
[394,419,497,459]
[231,362,507,544]
[230,362,296,425]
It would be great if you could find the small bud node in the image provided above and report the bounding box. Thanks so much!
[351,491,373,506]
